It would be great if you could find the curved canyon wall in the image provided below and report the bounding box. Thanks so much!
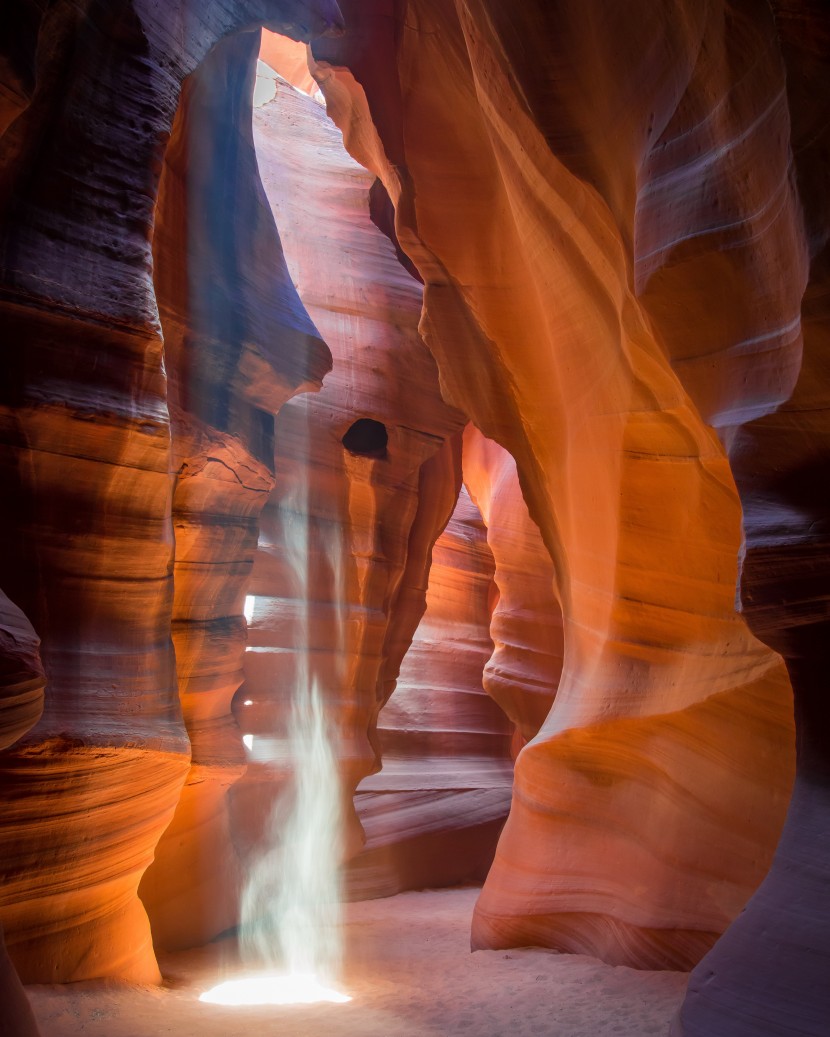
[462,426,561,745]
[229,68,467,876]
[313,0,799,978]
[347,483,515,898]
[1,2,829,1034]
[137,29,332,952]
[0,592,44,1037]
[0,0,340,984]
[676,5,830,1033]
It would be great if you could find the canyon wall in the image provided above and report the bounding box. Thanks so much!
[137,29,332,952]
[347,484,515,898]
[0,0,339,983]
[462,427,561,745]
[344,423,563,899]
[676,4,830,1033]
[230,68,467,871]
[313,0,798,978]
[1,3,828,1034]
[0,592,44,1035]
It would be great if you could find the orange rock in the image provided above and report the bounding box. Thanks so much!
[0,3,340,984]
[230,69,465,865]
[347,484,514,898]
[139,30,330,950]
[0,314,190,985]
[315,0,796,969]
[259,29,320,97]
[0,593,44,753]
[0,591,44,1035]
[1,2,825,1026]
[462,427,561,744]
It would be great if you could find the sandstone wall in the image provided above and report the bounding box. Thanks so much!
[230,72,466,869]
[677,4,830,1033]
[138,28,330,953]
[347,484,514,898]
[463,427,561,745]
[0,592,44,1035]
[0,0,340,983]
[1,4,827,1030]
[314,0,797,973]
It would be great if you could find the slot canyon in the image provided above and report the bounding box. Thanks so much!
[0,2,827,1035]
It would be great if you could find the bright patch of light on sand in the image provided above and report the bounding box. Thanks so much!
[243,595,256,623]
[200,973,351,1006]
[242,733,254,751]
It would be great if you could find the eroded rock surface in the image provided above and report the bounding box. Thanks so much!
[0,592,44,753]
[315,0,797,972]
[462,427,561,745]
[0,592,43,1036]
[1,3,828,1030]
[347,484,514,898]
[0,0,339,983]
[138,28,330,953]
[230,72,465,866]
[676,4,830,1033]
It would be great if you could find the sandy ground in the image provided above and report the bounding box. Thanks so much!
[27,888,688,1037]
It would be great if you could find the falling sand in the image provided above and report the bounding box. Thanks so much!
[27,888,687,1036]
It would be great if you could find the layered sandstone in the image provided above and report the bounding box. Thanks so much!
[676,4,830,1033]
[138,29,330,952]
[1,3,828,1031]
[230,71,465,864]
[0,592,43,1036]
[0,592,44,753]
[0,304,189,983]
[0,0,340,983]
[347,485,514,898]
[0,585,44,1037]
[462,428,561,745]
[315,0,796,971]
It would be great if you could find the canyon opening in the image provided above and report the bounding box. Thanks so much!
[1,5,828,1037]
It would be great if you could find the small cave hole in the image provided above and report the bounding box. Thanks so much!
[342,418,388,459]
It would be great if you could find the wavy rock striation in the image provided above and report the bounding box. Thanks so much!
[0,592,44,1036]
[138,29,330,953]
[0,0,340,983]
[347,483,514,898]
[315,0,797,971]
[0,592,44,753]
[230,71,466,865]
[1,1,827,1027]
[462,427,561,745]
[676,4,830,1033]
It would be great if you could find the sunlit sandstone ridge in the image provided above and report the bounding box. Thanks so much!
[462,427,561,745]
[0,0,340,983]
[1,2,829,1035]
[347,484,515,898]
[313,0,798,974]
[230,70,466,877]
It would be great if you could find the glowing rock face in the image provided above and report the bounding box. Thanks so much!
[231,67,465,874]
[138,28,330,958]
[200,973,351,1006]
[462,428,561,745]
[314,0,797,975]
[0,1,337,985]
[347,484,516,898]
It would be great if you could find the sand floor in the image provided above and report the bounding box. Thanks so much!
[27,888,688,1037]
